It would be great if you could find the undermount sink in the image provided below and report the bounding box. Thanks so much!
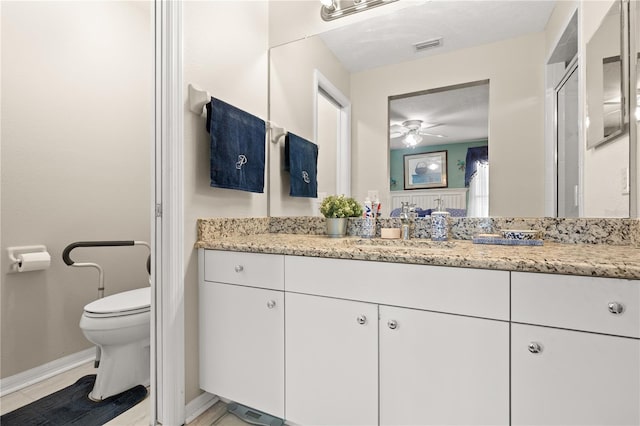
[351,238,456,249]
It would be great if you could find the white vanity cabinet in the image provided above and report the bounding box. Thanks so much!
[285,292,379,426]
[511,272,640,426]
[285,256,510,426]
[199,250,285,418]
[198,249,639,425]
[379,306,509,426]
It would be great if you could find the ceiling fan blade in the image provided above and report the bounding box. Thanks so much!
[418,130,447,138]
[390,124,409,138]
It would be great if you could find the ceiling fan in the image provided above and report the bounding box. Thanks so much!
[389,120,447,147]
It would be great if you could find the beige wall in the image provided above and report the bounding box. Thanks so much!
[269,36,350,216]
[183,1,269,402]
[351,33,547,217]
[1,1,152,378]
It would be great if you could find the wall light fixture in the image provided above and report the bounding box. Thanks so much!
[320,0,398,21]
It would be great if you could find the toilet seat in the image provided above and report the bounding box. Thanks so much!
[84,287,150,318]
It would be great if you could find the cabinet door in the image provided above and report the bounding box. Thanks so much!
[512,324,640,426]
[285,292,378,426]
[199,281,284,418]
[379,306,509,425]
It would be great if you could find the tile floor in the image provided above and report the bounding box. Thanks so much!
[0,362,249,426]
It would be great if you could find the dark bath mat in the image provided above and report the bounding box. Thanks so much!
[1,374,147,426]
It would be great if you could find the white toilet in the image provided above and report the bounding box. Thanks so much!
[79,287,150,401]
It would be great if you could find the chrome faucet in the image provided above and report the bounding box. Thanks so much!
[400,202,416,240]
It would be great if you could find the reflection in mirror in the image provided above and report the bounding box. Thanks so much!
[269,37,351,217]
[586,0,625,148]
[583,0,630,217]
[388,81,489,218]
[555,60,580,217]
[629,2,640,217]
[546,9,579,217]
[269,0,636,218]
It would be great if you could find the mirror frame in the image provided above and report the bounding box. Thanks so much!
[630,0,639,217]
[586,0,629,149]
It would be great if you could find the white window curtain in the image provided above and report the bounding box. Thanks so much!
[467,162,489,217]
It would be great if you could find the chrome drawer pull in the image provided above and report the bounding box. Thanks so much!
[267,300,276,309]
[608,302,624,315]
[388,320,398,330]
[234,265,244,273]
[528,342,542,354]
[356,315,367,325]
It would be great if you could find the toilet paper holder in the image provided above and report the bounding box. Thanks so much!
[7,245,49,272]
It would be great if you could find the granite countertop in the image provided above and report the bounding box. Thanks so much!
[195,233,640,280]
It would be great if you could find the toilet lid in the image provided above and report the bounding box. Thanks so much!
[84,287,150,317]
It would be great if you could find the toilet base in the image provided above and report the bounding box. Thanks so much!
[89,338,150,401]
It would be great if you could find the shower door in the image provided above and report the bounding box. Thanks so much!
[556,60,580,217]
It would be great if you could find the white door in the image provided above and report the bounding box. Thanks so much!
[199,282,284,418]
[285,292,378,426]
[379,306,509,425]
[556,60,580,217]
[512,323,640,425]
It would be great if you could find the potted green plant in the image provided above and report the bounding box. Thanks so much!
[319,195,363,238]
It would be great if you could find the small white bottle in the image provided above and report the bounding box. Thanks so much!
[362,197,375,238]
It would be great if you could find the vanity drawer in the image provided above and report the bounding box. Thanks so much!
[204,250,284,290]
[285,256,509,320]
[511,272,640,338]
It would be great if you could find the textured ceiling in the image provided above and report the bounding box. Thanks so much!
[320,0,557,73]
[317,0,556,149]
[390,81,490,149]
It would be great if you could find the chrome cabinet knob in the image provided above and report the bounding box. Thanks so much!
[608,302,624,315]
[356,315,367,325]
[388,320,398,330]
[234,265,244,273]
[528,342,542,354]
[267,300,276,309]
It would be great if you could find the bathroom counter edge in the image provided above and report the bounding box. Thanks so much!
[195,233,640,280]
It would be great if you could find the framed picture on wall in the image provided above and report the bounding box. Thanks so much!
[403,151,448,190]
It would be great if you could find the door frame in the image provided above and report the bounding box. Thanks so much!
[554,57,581,217]
[153,0,185,424]
[314,70,352,196]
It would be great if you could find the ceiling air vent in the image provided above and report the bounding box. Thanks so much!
[413,37,443,52]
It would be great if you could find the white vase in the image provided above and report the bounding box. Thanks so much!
[325,217,348,238]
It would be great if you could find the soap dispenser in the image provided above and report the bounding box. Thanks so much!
[431,198,450,241]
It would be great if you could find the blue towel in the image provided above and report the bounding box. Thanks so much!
[206,98,265,193]
[284,132,318,198]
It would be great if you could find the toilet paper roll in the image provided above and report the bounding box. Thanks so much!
[17,252,51,272]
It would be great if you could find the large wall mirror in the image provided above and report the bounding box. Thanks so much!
[269,0,637,218]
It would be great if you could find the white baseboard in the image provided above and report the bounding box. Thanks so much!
[185,391,219,424]
[0,347,95,397]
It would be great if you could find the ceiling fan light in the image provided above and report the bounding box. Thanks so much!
[404,132,422,147]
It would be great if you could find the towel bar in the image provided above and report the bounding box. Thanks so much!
[188,83,286,144]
